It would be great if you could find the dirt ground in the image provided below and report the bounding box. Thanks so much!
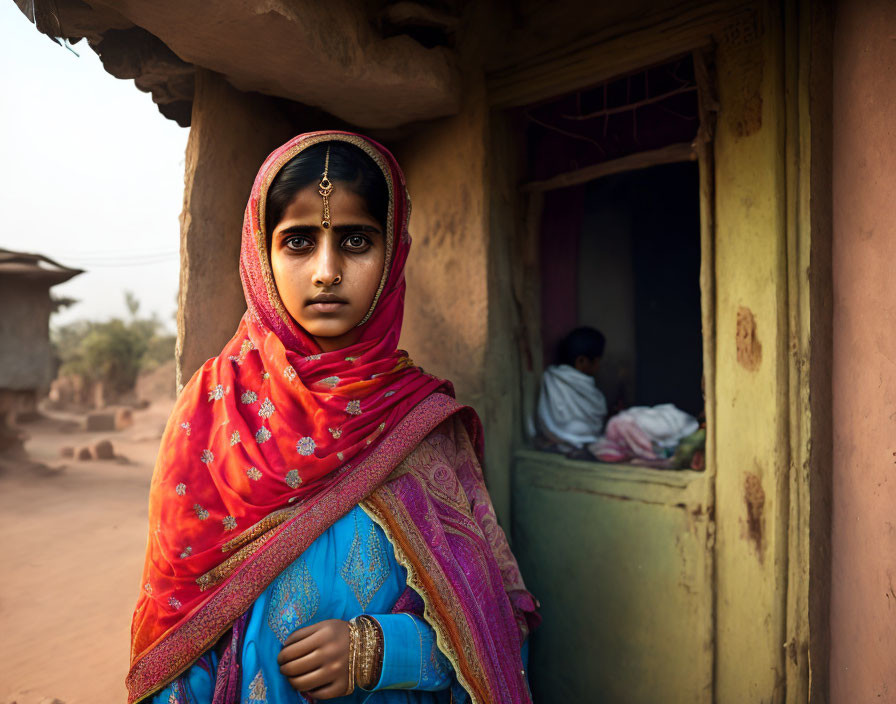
[0,398,173,704]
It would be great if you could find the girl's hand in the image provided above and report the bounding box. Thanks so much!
[277,619,352,699]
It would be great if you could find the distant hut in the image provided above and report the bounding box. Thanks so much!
[0,248,81,450]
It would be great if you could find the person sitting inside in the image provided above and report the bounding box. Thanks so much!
[536,326,608,452]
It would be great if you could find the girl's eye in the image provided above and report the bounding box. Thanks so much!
[285,235,313,251]
[344,234,371,251]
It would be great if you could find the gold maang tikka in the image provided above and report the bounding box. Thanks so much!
[319,145,333,229]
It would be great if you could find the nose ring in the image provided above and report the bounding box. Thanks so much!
[333,275,342,285]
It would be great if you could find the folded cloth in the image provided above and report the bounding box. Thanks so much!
[536,364,608,448]
[589,404,699,463]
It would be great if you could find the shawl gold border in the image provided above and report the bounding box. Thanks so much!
[360,490,492,704]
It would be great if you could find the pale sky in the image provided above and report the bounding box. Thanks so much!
[0,2,188,330]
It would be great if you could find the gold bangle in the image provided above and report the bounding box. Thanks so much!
[345,619,358,696]
[364,617,376,687]
[356,616,369,689]
[355,618,365,685]
[371,618,384,687]
[363,617,374,687]
[355,615,384,690]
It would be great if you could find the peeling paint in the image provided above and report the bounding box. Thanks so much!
[736,306,763,371]
[743,471,765,561]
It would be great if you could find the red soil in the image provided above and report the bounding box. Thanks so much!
[0,400,172,704]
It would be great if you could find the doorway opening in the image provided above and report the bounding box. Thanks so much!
[542,162,703,417]
[519,53,707,466]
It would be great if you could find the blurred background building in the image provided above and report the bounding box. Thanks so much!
[0,247,81,450]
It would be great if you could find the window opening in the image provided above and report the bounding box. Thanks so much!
[524,55,706,471]
[522,56,699,183]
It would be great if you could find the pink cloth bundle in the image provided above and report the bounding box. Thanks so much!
[588,404,698,464]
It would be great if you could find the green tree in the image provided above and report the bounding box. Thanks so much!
[80,319,148,395]
[124,290,140,319]
[52,291,176,396]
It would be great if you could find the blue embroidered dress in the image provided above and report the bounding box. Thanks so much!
[151,506,466,703]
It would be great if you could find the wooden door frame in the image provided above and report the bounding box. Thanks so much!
[487,0,832,700]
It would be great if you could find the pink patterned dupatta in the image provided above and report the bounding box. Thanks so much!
[127,132,538,703]
[364,411,541,703]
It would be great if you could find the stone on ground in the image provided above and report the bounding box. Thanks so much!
[93,440,115,460]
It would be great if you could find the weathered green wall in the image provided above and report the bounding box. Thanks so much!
[513,452,713,702]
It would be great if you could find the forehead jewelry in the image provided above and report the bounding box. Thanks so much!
[319,145,333,229]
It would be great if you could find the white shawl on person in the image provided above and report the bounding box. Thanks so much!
[536,364,608,447]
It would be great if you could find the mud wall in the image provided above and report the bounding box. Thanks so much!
[176,70,294,386]
[393,76,517,527]
[830,0,896,699]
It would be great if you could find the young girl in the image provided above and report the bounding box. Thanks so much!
[127,131,538,704]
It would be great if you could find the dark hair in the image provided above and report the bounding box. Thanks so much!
[265,141,389,238]
[557,327,606,366]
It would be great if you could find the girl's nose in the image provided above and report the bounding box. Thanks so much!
[312,237,343,287]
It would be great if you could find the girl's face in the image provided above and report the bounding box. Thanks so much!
[269,183,386,351]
